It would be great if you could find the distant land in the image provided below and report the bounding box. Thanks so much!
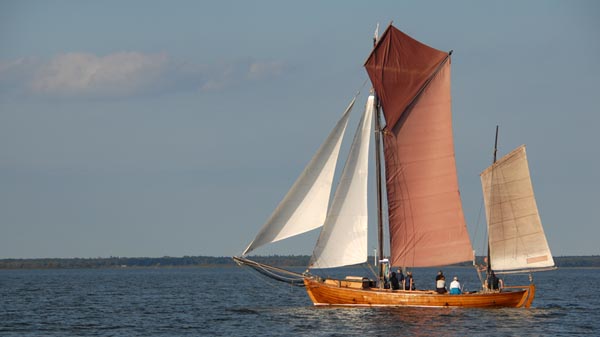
[0,255,599,269]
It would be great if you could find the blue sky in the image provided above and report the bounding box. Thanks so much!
[1,0,598,258]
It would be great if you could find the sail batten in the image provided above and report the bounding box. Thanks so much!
[242,98,355,256]
[480,145,555,272]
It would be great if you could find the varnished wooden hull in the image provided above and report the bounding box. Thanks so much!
[304,278,535,308]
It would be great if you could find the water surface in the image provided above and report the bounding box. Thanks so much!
[1,267,597,336]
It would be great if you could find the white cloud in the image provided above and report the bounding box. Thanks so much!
[0,52,287,99]
[30,52,169,96]
[248,61,285,80]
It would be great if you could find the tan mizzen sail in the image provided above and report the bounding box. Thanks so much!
[481,145,555,273]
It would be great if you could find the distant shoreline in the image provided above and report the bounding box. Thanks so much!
[1,255,599,270]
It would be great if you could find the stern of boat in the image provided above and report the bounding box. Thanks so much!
[502,283,536,308]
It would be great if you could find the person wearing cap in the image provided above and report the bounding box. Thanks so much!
[436,270,447,294]
[449,276,462,294]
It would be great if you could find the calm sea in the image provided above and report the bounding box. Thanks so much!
[0,266,598,336]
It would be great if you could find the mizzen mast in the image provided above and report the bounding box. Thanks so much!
[487,125,499,276]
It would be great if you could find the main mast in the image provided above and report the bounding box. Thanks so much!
[372,27,386,285]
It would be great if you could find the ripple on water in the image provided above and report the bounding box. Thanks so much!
[0,267,599,336]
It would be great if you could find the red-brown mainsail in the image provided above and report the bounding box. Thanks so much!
[365,26,473,268]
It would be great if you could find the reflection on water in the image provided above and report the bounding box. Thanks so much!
[375,307,457,337]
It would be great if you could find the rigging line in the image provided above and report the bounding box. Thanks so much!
[341,78,369,111]
[254,264,302,280]
[345,77,369,103]
[244,262,305,287]
[365,261,377,279]
[240,260,286,289]
[357,78,370,97]
[236,257,304,277]
[256,268,305,285]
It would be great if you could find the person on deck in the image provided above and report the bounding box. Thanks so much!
[450,276,462,294]
[404,271,415,290]
[381,259,390,289]
[396,268,405,288]
[436,270,447,294]
[390,272,400,290]
[485,270,504,290]
[478,256,489,272]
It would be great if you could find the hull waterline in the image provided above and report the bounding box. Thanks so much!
[304,278,535,308]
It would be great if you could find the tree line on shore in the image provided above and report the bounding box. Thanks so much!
[0,255,309,269]
[0,255,598,269]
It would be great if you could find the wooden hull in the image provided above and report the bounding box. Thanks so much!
[304,278,535,308]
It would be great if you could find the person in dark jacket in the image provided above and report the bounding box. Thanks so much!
[390,272,400,290]
[486,270,504,290]
[404,271,415,290]
[396,268,404,286]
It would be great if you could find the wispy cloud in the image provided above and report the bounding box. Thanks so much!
[0,52,287,99]
[198,59,286,92]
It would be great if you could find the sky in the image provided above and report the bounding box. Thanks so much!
[1,0,599,259]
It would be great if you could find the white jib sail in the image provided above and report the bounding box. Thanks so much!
[480,145,555,272]
[309,95,375,269]
[242,98,356,256]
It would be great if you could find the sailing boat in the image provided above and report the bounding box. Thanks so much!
[234,24,555,308]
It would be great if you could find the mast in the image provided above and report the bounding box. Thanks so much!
[493,125,499,163]
[372,25,385,284]
[374,95,385,284]
[487,125,499,275]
